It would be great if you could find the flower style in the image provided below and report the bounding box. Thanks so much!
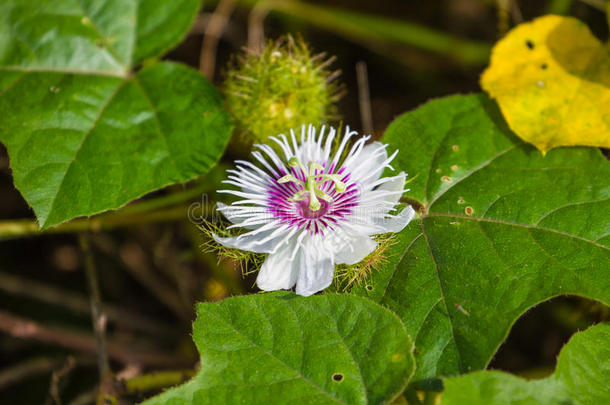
[214,125,416,296]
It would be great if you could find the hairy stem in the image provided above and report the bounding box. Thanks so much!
[124,370,196,394]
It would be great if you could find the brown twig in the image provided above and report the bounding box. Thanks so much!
[0,310,190,367]
[248,1,270,52]
[46,356,77,405]
[510,0,523,23]
[200,0,237,79]
[152,229,195,309]
[577,0,606,11]
[91,232,192,322]
[0,357,63,390]
[0,271,175,339]
[78,234,111,385]
[117,241,191,321]
[67,388,97,405]
[190,13,212,35]
[356,61,374,136]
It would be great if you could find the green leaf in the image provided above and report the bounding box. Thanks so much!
[0,0,232,228]
[441,323,610,404]
[142,292,415,405]
[0,0,201,73]
[352,94,610,383]
[134,0,202,63]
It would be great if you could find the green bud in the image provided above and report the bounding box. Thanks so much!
[223,35,342,155]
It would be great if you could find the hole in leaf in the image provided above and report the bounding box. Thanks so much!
[365,285,373,292]
[332,373,344,382]
[526,40,535,49]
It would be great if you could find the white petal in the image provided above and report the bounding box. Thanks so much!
[213,223,288,254]
[216,202,274,230]
[342,142,388,188]
[256,243,299,291]
[269,134,295,161]
[295,238,335,296]
[379,205,416,233]
[296,125,324,163]
[331,126,358,168]
[322,126,337,162]
[377,172,406,207]
[217,202,251,228]
[334,234,377,265]
[358,172,407,215]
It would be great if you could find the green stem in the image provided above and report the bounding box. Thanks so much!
[246,0,491,65]
[123,370,196,394]
[404,387,423,405]
[546,0,573,14]
[116,182,209,217]
[0,179,212,240]
[423,390,439,405]
[0,204,208,240]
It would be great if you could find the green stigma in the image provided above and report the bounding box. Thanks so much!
[278,158,346,211]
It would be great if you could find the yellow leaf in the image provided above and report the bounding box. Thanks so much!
[480,15,610,154]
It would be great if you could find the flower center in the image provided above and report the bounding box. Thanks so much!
[278,157,346,211]
[298,198,330,218]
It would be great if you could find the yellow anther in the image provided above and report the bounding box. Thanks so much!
[278,174,303,186]
[308,161,324,173]
[281,157,348,211]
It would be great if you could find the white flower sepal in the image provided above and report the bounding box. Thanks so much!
[214,124,416,296]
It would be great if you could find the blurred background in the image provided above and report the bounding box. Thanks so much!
[0,0,609,403]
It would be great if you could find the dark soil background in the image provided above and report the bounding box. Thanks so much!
[0,1,608,403]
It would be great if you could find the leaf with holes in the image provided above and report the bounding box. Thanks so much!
[0,0,232,228]
[441,322,610,404]
[481,15,610,153]
[141,292,415,405]
[351,93,610,385]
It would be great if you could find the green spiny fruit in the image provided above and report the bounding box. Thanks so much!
[223,35,342,154]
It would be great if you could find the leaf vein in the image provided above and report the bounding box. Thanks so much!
[420,220,464,372]
[202,307,345,404]
[44,79,127,226]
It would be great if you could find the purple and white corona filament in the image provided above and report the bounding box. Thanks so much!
[214,125,416,296]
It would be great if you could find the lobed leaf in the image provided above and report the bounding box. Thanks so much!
[441,323,610,404]
[0,0,232,228]
[352,93,610,384]
[142,293,415,405]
